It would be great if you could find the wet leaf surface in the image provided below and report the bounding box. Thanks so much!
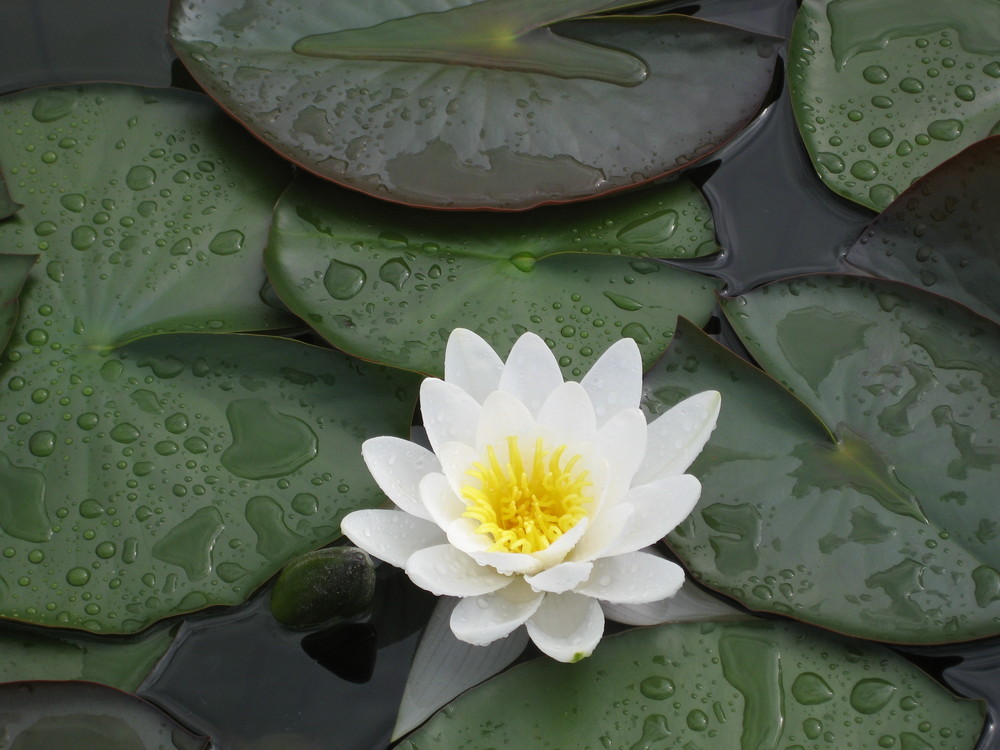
[0,253,33,353]
[0,680,210,750]
[169,0,780,208]
[846,135,1000,325]
[650,276,1000,643]
[789,0,1000,210]
[267,175,721,377]
[0,84,420,633]
[397,619,984,749]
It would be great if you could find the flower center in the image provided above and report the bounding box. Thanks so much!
[461,436,592,554]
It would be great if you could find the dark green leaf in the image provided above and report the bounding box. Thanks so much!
[0,253,34,353]
[266,175,721,376]
[170,0,780,208]
[846,135,1000,325]
[788,0,1000,210]
[650,276,1000,642]
[398,620,984,749]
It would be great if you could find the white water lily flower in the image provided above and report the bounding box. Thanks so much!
[342,328,720,663]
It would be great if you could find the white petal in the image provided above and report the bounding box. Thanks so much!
[444,517,545,575]
[634,390,721,483]
[420,378,482,454]
[497,332,564,416]
[361,436,440,521]
[418,472,467,530]
[435,441,480,497]
[600,579,747,626]
[600,474,702,557]
[450,579,544,645]
[532,517,590,569]
[526,592,605,663]
[444,328,504,405]
[476,389,536,451]
[581,337,643,423]
[569,502,632,563]
[536,381,597,446]
[595,408,648,490]
[525,561,593,594]
[341,509,445,568]
[406,544,513,597]
[575,550,684,603]
[393,596,529,741]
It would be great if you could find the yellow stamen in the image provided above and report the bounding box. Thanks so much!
[461,436,591,554]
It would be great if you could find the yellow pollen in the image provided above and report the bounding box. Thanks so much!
[461,436,591,554]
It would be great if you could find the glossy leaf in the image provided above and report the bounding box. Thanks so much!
[266,175,721,377]
[0,84,295,343]
[846,135,1000,325]
[0,622,175,691]
[169,0,780,209]
[788,0,1000,210]
[0,681,210,750]
[0,329,417,633]
[650,276,1000,642]
[0,85,420,633]
[398,619,984,749]
[0,253,33,352]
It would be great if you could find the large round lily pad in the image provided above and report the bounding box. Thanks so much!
[649,276,1000,643]
[266,174,721,377]
[398,620,984,749]
[169,0,780,209]
[0,84,420,633]
[846,135,1000,325]
[788,0,1000,210]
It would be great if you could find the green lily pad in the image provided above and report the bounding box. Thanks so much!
[649,276,1000,643]
[846,135,1000,325]
[788,0,1000,211]
[0,329,417,634]
[0,622,175,691]
[0,681,210,749]
[266,175,721,377]
[1,254,34,353]
[398,620,984,749]
[0,85,420,633]
[0,172,21,220]
[0,83,295,345]
[169,0,780,209]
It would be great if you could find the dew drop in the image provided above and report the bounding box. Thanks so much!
[70,225,97,251]
[109,423,141,444]
[152,506,224,581]
[66,567,91,586]
[899,77,924,93]
[165,413,189,434]
[323,259,367,300]
[221,398,318,479]
[209,229,245,256]
[60,193,86,212]
[509,252,536,272]
[96,541,117,559]
[25,328,48,346]
[603,292,643,311]
[31,91,77,122]
[28,431,56,458]
[850,678,896,714]
[955,85,976,101]
[621,322,651,344]
[871,95,894,109]
[616,209,678,244]
[868,127,893,147]
[862,65,889,83]
[45,261,64,283]
[850,160,879,181]
[686,709,708,731]
[79,499,104,518]
[927,119,963,141]
[292,492,319,515]
[170,238,192,256]
[639,676,675,700]
[791,672,834,704]
[379,258,411,290]
[816,152,845,173]
[125,165,156,191]
[869,184,898,208]
[77,412,99,430]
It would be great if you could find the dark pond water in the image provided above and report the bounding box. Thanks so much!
[0,0,997,748]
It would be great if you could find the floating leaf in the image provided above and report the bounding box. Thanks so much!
[846,136,1000,325]
[649,276,1000,642]
[0,622,175,691]
[397,620,984,749]
[0,171,21,220]
[0,85,420,633]
[170,0,780,208]
[788,0,1000,210]
[266,175,721,376]
[1,253,34,352]
[0,84,294,344]
[0,681,210,749]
